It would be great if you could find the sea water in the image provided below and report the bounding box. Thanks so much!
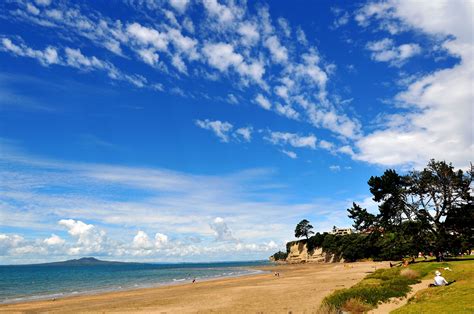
[0,260,269,304]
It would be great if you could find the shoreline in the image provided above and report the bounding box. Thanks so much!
[0,261,390,313]
[1,268,267,305]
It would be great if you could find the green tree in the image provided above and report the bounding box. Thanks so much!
[348,159,473,257]
[295,219,314,240]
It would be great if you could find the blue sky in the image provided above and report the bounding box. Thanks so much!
[0,0,472,264]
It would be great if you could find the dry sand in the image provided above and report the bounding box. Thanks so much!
[0,261,389,313]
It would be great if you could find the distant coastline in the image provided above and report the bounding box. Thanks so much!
[12,257,141,267]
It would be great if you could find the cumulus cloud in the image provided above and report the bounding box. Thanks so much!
[1,38,59,65]
[59,219,107,254]
[238,22,260,46]
[202,43,241,71]
[168,0,190,13]
[132,230,153,249]
[255,94,272,110]
[44,234,65,246]
[210,217,235,242]
[195,119,233,142]
[155,233,169,248]
[354,0,473,168]
[275,103,299,120]
[234,127,253,142]
[126,22,168,51]
[202,0,236,24]
[264,35,288,64]
[366,38,421,66]
[0,234,25,255]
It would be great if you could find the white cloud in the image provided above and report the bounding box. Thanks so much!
[195,119,233,142]
[281,150,297,159]
[0,234,25,254]
[202,42,242,72]
[366,38,421,66]
[155,233,168,248]
[64,47,107,70]
[296,27,307,45]
[354,0,474,168]
[238,22,260,46]
[227,93,238,104]
[202,0,236,24]
[1,37,149,89]
[202,42,264,83]
[137,48,160,66]
[319,140,335,151]
[0,142,357,263]
[332,11,350,29]
[255,94,271,110]
[1,38,59,66]
[26,3,40,15]
[210,217,235,242]
[171,54,187,73]
[167,28,199,60]
[266,131,317,149]
[44,234,65,246]
[234,127,253,142]
[275,103,299,120]
[169,0,190,13]
[126,22,168,51]
[264,35,288,64]
[277,18,291,37]
[59,219,107,254]
[329,165,341,172]
[132,230,153,249]
[35,0,51,6]
[0,0,367,145]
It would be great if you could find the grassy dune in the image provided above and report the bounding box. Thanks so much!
[322,259,474,313]
[393,259,474,314]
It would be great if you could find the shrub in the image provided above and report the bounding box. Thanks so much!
[271,251,288,261]
[324,267,420,310]
[316,303,339,314]
[400,269,420,280]
[341,298,372,314]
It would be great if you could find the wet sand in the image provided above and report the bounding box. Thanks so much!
[0,261,389,313]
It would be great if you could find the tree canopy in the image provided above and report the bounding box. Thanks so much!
[295,219,314,240]
[348,159,473,257]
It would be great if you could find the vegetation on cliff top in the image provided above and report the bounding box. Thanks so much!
[276,159,473,262]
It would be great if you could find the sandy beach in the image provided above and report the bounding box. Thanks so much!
[0,261,389,313]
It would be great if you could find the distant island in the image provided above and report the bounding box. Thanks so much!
[23,257,141,266]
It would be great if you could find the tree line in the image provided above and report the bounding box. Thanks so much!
[272,159,473,262]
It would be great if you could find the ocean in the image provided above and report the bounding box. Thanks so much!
[0,260,269,304]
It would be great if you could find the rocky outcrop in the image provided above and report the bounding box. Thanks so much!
[286,241,342,264]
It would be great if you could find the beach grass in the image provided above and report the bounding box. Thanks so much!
[392,259,474,314]
[322,259,474,313]
[322,267,419,311]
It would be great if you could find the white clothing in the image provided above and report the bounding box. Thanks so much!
[434,275,448,286]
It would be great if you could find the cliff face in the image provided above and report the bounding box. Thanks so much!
[286,241,342,263]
